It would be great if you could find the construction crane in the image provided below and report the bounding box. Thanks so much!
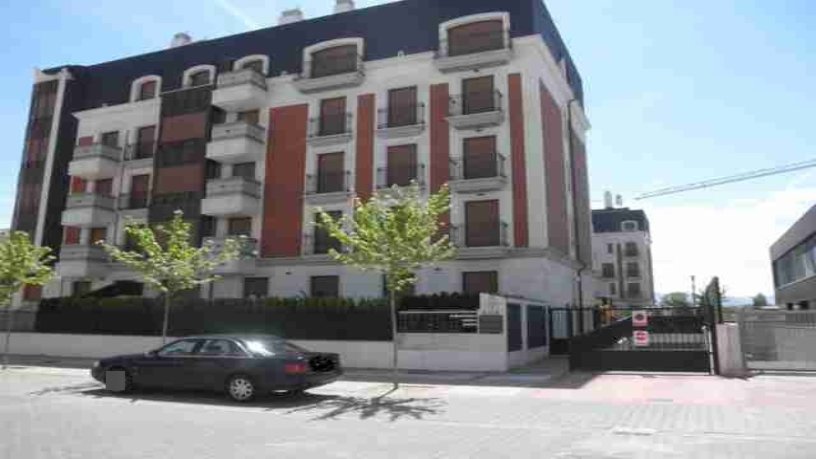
[634,158,816,200]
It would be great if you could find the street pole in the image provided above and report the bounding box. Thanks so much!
[691,275,697,307]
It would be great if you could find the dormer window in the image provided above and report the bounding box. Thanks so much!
[311,44,358,78]
[189,70,211,86]
[621,221,638,232]
[447,20,504,57]
[183,65,216,88]
[241,59,264,74]
[129,76,161,102]
[137,80,157,100]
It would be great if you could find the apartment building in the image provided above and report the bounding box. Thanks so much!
[592,204,655,307]
[771,204,816,310]
[12,0,592,305]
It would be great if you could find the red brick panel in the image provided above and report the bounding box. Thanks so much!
[430,83,451,230]
[508,74,528,248]
[153,164,205,194]
[63,226,80,245]
[355,94,375,201]
[70,177,87,194]
[571,132,592,266]
[262,104,308,258]
[77,136,94,146]
[159,112,208,143]
[540,82,570,255]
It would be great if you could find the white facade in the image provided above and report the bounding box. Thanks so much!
[591,217,655,307]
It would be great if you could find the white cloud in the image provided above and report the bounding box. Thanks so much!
[642,183,816,299]
[213,0,261,29]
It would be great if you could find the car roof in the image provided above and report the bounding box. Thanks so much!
[179,334,284,342]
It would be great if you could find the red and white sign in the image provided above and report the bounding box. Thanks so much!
[633,330,650,347]
[632,310,648,327]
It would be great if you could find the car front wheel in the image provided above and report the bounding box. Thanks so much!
[226,375,255,402]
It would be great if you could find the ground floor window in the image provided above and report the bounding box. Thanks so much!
[462,271,498,295]
[243,277,268,299]
[310,276,339,298]
[72,281,92,297]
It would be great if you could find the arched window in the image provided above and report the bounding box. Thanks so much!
[189,70,211,86]
[137,80,157,100]
[447,20,504,56]
[241,59,264,74]
[130,76,161,102]
[311,44,358,78]
[234,55,269,75]
[182,65,216,88]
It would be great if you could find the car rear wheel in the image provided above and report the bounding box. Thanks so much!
[226,375,255,402]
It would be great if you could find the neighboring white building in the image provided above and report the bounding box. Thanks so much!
[591,201,655,307]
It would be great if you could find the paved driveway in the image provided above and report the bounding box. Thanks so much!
[2,366,816,458]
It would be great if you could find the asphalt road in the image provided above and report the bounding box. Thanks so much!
[3,366,816,458]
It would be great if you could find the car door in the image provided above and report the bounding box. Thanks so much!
[132,339,202,389]
[186,339,252,391]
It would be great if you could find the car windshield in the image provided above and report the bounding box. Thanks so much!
[243,339,309,356]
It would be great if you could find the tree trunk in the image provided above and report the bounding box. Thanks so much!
[2,308,15,370]
[390,288,399,390]
[161,293,172,345]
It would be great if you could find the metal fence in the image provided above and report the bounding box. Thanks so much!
[397,310,478,333]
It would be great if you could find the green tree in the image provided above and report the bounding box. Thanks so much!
[98,211,241,344]
[752,293,768,307]
[660,291,691,308]
[316,183,456,388]
[1,231,54,368]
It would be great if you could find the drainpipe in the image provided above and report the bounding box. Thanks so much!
[566,98,586,309]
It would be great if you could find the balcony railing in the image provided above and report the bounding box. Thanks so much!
[125,142,155,160]
[211,121,266,143]
[449,153,506,180]
[302,233,343,256]
[203,236,258,259]
[448,90,503,116]
[59,245,109,262]
[66,193,116,210]
[305,171,350,195]
[206,176,261,198]
[436,29,510,58]
[308,113,352,138]
[73,143,122,162]
[624,248,639,257]
[450,221,509,248]
[304,54,364,79]
[376,103,425,129]
[216,68,267,90]
[376,164,425,189]
[117,193,151,210]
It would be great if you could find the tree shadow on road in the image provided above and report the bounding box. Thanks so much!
[284,391,444,422]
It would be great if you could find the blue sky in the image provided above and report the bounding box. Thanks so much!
[0,0,813,298]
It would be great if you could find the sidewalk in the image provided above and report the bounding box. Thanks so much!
[3,354,570,387]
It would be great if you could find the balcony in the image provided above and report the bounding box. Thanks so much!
[68,144,121,180]
[307,113,353,147]
[449,221,510,259]
[434,30,513,72]
[201,177,261,217]
[61,193,116,227]
[448,153,507,193]
[124,142,155,168]
[376,164,426,190]
[206,121,266,164]
[117,193,150,219]
[293,55,365,93]
[447,91,504,129]
[301,233,343,258]
[56,245,109,278]
[304,171,351,205]
[203,236,258,274]
[211,68,269,112]
[376,103,425,138]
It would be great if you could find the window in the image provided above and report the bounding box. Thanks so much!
[465,199,500,247]
[311,45,358,78]
[319,97,347,136]
[317,152,345,193]
[228,217,252,237]
[463,136,498,179]
[387,86,418,127]
[89,227,107,244]
[94,179,113,196]
[447,20,504,57]
[137,80,157,100]
[100,131,119,148]
[237,109,260,125]
[72,281,92,297]
[201,216,217,238]
[205,159,222,180]
[240,59,264,74]
[609,283,617,295]
[134,126,155,159]
[601,263,615,278]
[622,221,638,232]
[243,277,269,299]
[624,242,638,257]
[63,226,80,245]
[607,243,613,254]
[188,70,211,87]
[310,276,339,298]
[462,76,495,114]
[129,175,150,208]
[199,339,245,356]
[232,162,256,179]
[70,177,87,194]
[22,285,42,301]
[313,211,342,254]
[463,271,499,295]
[627,282,642,298]
[386,144,418,187]
[158,339,202,357]
[626,262,640,278]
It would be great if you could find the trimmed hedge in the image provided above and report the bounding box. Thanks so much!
[400,293,480,310]
[36,297,392,341]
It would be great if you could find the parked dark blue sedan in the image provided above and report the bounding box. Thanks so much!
[90,334,342,402]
